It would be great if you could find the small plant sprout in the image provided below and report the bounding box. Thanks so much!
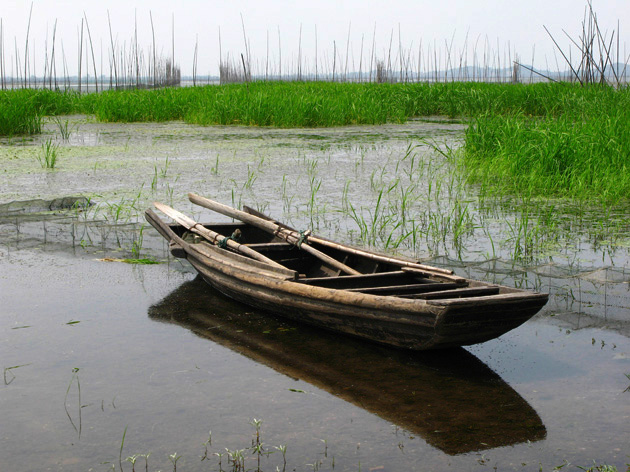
[63,367,83,439]
[125,454,139,472]
[320,439,328,457]
[38,137,60,168]
[201,431,212,461]
[226,448,246,471]
[140,452,151,472]
[131,225,146,259]
[3,364,31,385]
[624,373,630,393]
[274,445,287,468]
[53,117,73,141]
[213,451,225,470]
[250,418,263,444]
[119,426,128,472]
[168,452,181,472]
[250,418,264,471]
[160,156,170,178]
[211,154,220,175]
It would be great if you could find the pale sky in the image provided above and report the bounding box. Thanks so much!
[1,0,628,77]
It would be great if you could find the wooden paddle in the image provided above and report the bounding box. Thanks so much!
[242,206,465,284]
[153,201,288,270]
[188,193,362,276]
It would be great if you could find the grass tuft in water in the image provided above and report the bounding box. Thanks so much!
[37,138,60,169]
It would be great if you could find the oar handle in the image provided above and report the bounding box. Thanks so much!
[189,193,361,276]
[153,201,288,270]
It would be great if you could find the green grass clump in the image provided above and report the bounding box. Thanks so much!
[462,85,630,203]
[0,89,43,136]
[37,138,60,169]
[0,89,80,136]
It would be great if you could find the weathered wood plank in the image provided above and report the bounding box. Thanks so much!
[347,282,464,295]
[399,286,501,300]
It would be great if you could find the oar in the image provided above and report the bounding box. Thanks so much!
[188,193,362,276]
[153,201,288,271]
[243,206,465,283]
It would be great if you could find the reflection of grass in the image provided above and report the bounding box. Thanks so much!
[98,257,160,265]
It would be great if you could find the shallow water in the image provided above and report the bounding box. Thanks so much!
[1,118,629,471]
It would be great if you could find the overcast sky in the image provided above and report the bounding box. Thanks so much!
[1,0,628,77]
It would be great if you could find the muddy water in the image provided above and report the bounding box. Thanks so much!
[1,117,629,471]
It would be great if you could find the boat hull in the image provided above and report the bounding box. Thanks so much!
[185,244,547,350]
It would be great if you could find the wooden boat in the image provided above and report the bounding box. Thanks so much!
[149,277,546,455]
[145,193,549,350]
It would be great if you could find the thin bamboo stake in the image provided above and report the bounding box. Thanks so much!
[83,13,98,92]
[277,26,281,79]
[314,25,318,81]
[107,11,118,88]
[358,33,364,82]
[344,22,351,82]
[150,11,156,88]
[332,40,336,82]
[369,23,376,83]
[51,20,58,89]
[0,19,4,89]
[78,20,83,93]
[297,23,302,81]
[24,2,33,88]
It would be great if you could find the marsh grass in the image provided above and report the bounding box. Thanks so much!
[53,116,73,140]
[37,138,60,168]
[462,87,630,203]
[0,90,42,136]
[83,81,630,203]
[3,82,629,204]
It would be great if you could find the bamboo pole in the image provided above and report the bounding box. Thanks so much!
[24,2,33,89]
[188,193,361,276]
[83,13,98,92]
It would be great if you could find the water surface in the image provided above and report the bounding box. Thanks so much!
[1,118,629,471]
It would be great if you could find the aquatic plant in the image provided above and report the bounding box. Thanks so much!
[37,138,60,168]
[124,454,139,472]
[3,363,31,385]
[462,86,630,203]
[63,367,82,438]
[0,89,42,136]
[168,452,181,472]
[4,82,630,205]
[53,116,73,140]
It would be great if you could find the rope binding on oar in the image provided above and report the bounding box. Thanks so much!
[295,229,312,249]
[217,229,242,249]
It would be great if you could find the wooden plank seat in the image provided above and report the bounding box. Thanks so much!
[398,286,501,300]
[346,282,466,296]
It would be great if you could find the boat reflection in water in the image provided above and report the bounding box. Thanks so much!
[149,277,546,456]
